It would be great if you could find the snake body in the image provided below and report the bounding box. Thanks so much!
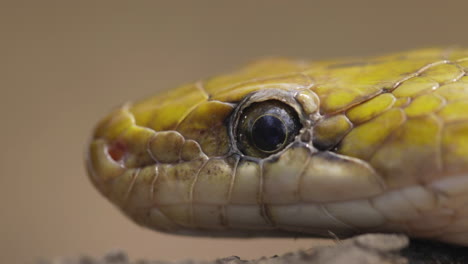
[87,48,468,245]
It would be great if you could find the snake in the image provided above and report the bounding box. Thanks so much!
[86,47,468,246]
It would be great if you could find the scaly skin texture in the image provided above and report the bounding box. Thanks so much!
[87,47,468,245]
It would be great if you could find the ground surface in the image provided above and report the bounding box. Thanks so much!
[36,234,468,264]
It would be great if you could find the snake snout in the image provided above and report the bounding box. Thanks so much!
[86,105,149,194]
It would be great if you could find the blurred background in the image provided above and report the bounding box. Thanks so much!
[2,0,468,263]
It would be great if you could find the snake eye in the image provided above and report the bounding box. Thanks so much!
[236,100,301,158]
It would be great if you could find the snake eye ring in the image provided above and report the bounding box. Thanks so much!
[235,100,301,158]
[229,89,304,158]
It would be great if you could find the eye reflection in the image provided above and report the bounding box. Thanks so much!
[251,115,287,152]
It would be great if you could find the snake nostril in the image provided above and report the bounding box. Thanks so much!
[107,140,127,163]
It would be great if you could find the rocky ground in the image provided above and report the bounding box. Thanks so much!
[36,234,468,264]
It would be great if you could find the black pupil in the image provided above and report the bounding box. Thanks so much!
[251,115,286,152]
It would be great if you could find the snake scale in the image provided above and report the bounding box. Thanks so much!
[86,47,468,246]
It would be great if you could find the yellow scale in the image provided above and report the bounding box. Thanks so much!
[87,47,468,245]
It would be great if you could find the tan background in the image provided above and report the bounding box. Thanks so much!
[2,1,468,263]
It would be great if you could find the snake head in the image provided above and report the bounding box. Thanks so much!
[87,48,468,245]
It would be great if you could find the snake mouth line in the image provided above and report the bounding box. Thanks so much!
[107,139,128,164]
